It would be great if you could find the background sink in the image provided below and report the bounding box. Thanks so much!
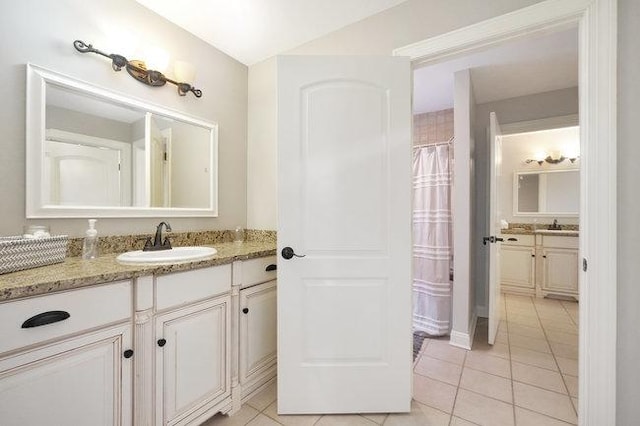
[116,246,217,265]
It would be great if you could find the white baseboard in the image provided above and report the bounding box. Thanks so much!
[449,312,477,350]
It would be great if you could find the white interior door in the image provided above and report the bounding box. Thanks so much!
[488,112,503,345]
[277,56,412,414]
[44,140,121,206]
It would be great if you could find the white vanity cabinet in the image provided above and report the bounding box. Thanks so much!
[0,281,133,426]
[234,256,278,405]
[141,265,232,426]
[500,234,536,295]
[538,235,579,299]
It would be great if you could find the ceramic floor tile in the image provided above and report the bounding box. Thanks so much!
[423,339,468,365]
[563,374,579,397]
[263,402,320,426]
[549,341,578,360]
[510,346,558,371]
[509,334,551,353]
[203,405,260,426]
[514,407,576,426]
[450,416,480,425]
[513,382,577,424]
[247,382,278,411]
[465,351,511,378]
[383,400,450,426]
[360,413,388,424]
[555,356,579,377]
[544,329,579,345]
[246,414,282,426]
[511,361,566,394]
[471,341,510,359]
[413,374,457,413]
[571,397,579,414]
[507,323,545,339]
[507,314,540,327]
[453,389,515,426]
[414,355,463,385]
[495,331,509,345]
[459,367,513,403]
[540,321,578,334]
[315,415,378,425]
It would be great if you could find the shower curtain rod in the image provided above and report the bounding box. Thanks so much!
[413,137,454,149]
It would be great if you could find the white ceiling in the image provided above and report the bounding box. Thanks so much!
[135,0,408,65]
[413,28,579,114]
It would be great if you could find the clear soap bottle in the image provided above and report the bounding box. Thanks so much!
[82,219,99,259]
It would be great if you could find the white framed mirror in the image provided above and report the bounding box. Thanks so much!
[513,169,579,216]
[26,63,218,218]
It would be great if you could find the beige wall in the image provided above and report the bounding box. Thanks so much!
[617,0,640,422]
[0,0,247,237]
[246,0,546,230]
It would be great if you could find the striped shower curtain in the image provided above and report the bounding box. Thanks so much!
[412,143,453,336]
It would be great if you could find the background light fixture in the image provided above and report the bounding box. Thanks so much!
[525,151,579,165]
[73,40,202,98]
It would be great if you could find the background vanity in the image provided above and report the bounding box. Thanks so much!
[498,126,580,301]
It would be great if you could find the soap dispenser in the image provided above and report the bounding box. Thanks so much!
[82,219,99,260]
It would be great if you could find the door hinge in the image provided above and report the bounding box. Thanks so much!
[163,152,167,161]
[583,258,588,272]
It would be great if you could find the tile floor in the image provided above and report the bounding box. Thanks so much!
[204,294,579,426]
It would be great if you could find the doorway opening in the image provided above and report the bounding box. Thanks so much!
[409,23,584,424]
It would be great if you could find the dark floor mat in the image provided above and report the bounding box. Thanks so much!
[413,331,429,360]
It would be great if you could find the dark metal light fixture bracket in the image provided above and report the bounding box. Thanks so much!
[73,40,202,98]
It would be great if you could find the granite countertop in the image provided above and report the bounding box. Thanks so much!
[0,241,276,302]
[502,228,579,237]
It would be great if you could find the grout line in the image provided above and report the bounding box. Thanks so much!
[503,295,517,426]
[447,348,468,426]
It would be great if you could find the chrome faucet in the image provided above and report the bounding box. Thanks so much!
[142,221,173,251]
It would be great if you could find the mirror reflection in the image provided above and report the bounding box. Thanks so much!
[44,84,214,211]
[515,170,579,215]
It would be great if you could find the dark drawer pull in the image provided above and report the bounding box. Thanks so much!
[242,308,249,314]
[22,311,70,328]
[265,264,277,272]
[507,238,518,241]
[123,349,134,359]
[157,338,167,347]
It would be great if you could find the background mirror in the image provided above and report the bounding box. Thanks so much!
[27,64,218,218]
[515,170,579,215]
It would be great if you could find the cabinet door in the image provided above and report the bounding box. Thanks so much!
[500,246,535,289]
[542,248,579,294]
[0,323,132,426]
[155,295,230,426]
[239,280,277,385]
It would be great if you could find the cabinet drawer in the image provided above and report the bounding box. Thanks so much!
[0,281,131,355]
[155,264,231,311]
[240,256,277,289]
[500,234,534,246]
[541,235,579,249]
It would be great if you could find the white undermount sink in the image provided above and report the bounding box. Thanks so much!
[116,246,218,265]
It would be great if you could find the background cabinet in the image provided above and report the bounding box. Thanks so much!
[540,247,579,299]
[500,234,536,296]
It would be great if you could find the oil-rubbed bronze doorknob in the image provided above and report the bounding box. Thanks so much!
[281,247,305,260]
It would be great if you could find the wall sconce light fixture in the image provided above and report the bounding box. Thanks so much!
[525,152,579,165]
[73,40,202,98]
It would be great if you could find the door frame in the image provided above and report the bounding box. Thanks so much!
[394,0,617,424]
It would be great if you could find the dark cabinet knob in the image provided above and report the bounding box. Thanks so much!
[157,338,167,347]
[242,308,249,314]
[123,349,134,359]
